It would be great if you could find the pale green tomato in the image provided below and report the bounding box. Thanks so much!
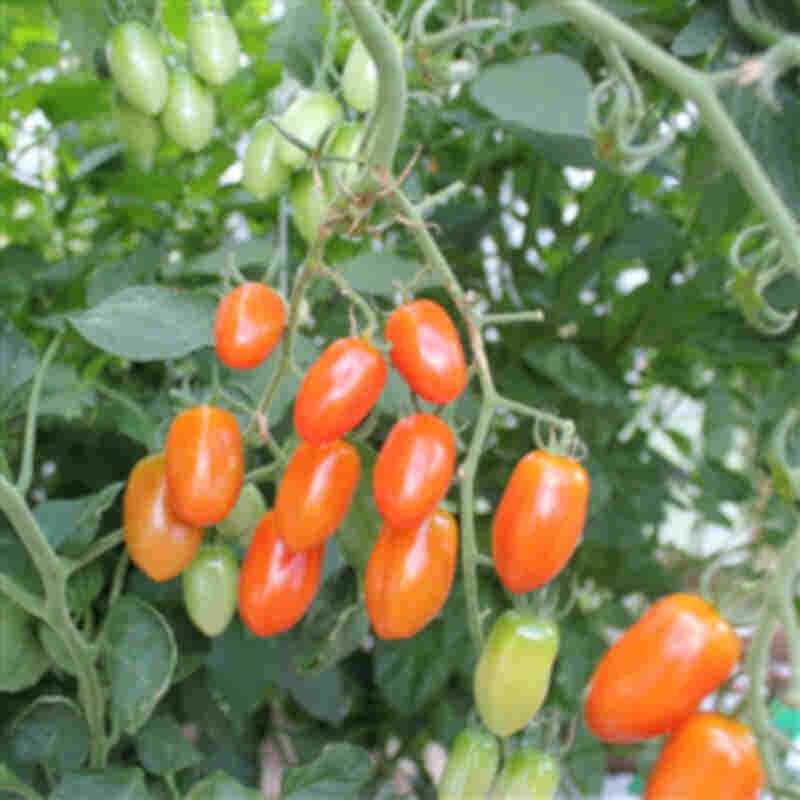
[106,22,168,115]
[491,747,559,799]
[243,121,291,201]
[115,100,160,170]
[341,33,403,113]
[327,122,365,191]
[216,482,267,544]
[276,90,342,169]
[190,11,241,86]
[161,69,216,152]
[291,170,330,245]
[438,728,500,800]
[182,545,240,637]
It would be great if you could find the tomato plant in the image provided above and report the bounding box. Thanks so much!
[106,21,168,115]
[275,440,360,552]
[327,121,365,189]
[238,511,324,637]
[123,453,204,582]
[114,100,160,170]
[385,299,467,405]
[372,413,455,530]
[644,712,765,800]
[364,508,458,639]
[584,593,741,743]
[492,450,590,594]
[214,282,286,370]
[216,482,266,543]
[183,544,239,637]
[437,728,500,800]
[294,337,387,444]
[165,405,244,527]
[290,170,330,245]
[189,11,240,87]
[492,747,560,799]
[276,90,342,168]
[161,69,216,152]
[474,610,559,737]
[341,34,402,113]
[242,121,291,202]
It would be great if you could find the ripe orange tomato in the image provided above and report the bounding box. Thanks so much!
[644,712,764,800]
[275,440,360,552]
[385,299,467,405]
[372,413,455,530]
[214,282,286,370]
[584,593,741,743]
[238,511,324,637]
[165,406,244,527]
[492,450,589,594]
[123,453,204,582]
[365,508,458,639]
[294,337,387,444]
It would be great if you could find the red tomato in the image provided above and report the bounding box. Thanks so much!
[644,713,764,800]
[165,406,244,527]
[492,450,589,594]
[124,453,204,582]
[385,299,467,404]
[275,440,361,551]
[214,282,286,370]
[584,593,741,743]
[238,511,324,637]
[372,413,455,529]
[365,508,458,639]
[294,337,387,444]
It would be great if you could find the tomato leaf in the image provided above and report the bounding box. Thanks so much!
[135,714,203,777]
[50,767,153,800]
[268,0,326,85]
[184,771,263,799]
[0,596,50,693]
[280,743,374,800]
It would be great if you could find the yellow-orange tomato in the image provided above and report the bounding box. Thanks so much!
[385,299,467,405]
[294,337,387,444]
[275,440,361,552]
[492,450,589,594]
[584,594,741,743]
[365,509,458,639]
[123,453,204,582]
[165,406,244,527]
[644,713,764,800]
[214,282,286,370]
[238,511,324,637]
[372,413,455,530]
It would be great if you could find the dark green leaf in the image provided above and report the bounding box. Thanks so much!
[185,771,262,800]
[281,743,374,800]
[336,254,436,297]
[135,715,203,777]
[50,768,152,800]
[0,596,49,693]
[268,0,326,85]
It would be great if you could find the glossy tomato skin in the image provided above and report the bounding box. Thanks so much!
[385,299,467,405]
[290,170,330,245]
[189,11,240,86]
[492,450,589,594]
[214,282,286,370]
[365,508,458,639]
[584,594,741,743]
[238,511,324,637]
[294,337,387,444]
[437,728,500,800]
[276,90,342,169]
[165,406,244,527]
[182,544,239,637]
[492,747,560,800]
[372,414,455,530]
[106,22,168,115]
[161,69,215,152]
[645,712,764,800]
[114,100,160,171]
[275,440,360,552]
[243,121,291,202]
[124,453,204,582]
[474,610,559,737]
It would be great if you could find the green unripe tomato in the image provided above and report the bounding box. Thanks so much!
[438,728,500,800]
[474,611,559,737]
[182,544,240,637]
[216,482,266,543]
[327,122,365,191]
[276,90,342,169]
[114,100,160,170]
[106,22,169,115]
[491,747,559,799]
[341,33,403,113]
[242,121,291,201]
[161,69,216,152]
[291,170,330,245]
[190,11,241,86]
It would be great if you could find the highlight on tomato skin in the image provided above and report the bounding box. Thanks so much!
[583,593,741,743]
[214,282,286,370]
[364,508,458,640]
[238,511,324,638]
[644,712,765,800]
[492,449,589,594]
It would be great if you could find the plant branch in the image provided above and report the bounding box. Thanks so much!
[66,528,125,574]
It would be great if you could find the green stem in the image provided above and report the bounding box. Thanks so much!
[557,0,800,275]
[108,550,129,615]
[244,462,283,483]
[478,311,545,327]
[17,333,63,496]
[729,0,782,45]
[316,262,379,335]
[66,529,124,574]
[419,18,506,50]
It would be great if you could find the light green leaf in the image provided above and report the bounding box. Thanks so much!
[336,253,435,296]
